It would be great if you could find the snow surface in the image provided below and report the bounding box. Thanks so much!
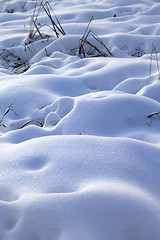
[0,0,160,239]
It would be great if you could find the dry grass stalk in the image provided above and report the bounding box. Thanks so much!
[42,1,66,37]
[78,16,112,58]
[28,0,65,43]
[11,62,31,74]
[0,104,18,127]
[148,112,160,119]
[0,48,31,74]
[150,43,160,76]
[20,119,44,129]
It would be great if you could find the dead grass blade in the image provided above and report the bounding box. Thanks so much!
[32,18,43,39]
[0,104,18,127]
[20,119,43,129]
[148,112,160,118]
[42,0,66,37]
[11,62,31,74]
[150,43,160,76]
[91,32,113,56]
[78,17,112,58]
[78,16,93,57]
[0,48,31,74]
[28,0,65,43]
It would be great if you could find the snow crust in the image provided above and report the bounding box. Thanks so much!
[0,0,160,239]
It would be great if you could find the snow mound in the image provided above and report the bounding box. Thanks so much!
[1,136,160,240]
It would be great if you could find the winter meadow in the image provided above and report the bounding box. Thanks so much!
[0,0,160,239]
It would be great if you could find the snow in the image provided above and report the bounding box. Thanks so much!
[0,0,160,239]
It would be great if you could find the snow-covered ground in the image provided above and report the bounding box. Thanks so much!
[0,0,160,239]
